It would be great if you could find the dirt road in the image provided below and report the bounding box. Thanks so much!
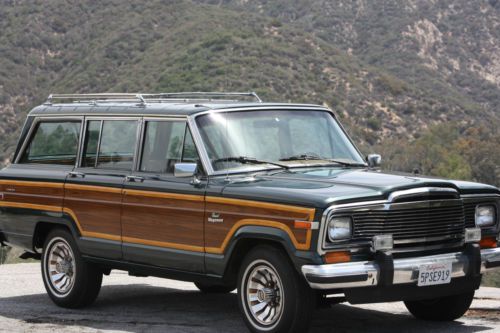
[0,263,499,332]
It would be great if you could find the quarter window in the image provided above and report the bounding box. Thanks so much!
[140,121,200,174]
[20,121,81,165]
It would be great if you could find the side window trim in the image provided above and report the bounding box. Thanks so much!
[78,117,141,171]
[15,116,83,166]
[137,117,201,175]
[94,120,104,168]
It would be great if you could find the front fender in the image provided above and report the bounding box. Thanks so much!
[205,225,322,278]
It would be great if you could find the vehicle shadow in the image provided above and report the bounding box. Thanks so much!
[0,284,494,333]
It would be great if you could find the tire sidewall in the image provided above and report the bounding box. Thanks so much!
[42,235,77,298]
[237,246,311,333]
[41,228,87,306]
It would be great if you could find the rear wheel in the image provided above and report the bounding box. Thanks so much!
[194,281,235,294]
[41,228,103,308]
[237,245,315,333]
[404,291,474,321]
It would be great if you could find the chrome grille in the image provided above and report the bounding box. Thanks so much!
[352,200,465,248]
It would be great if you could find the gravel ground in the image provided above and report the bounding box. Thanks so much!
[0,263,499,333]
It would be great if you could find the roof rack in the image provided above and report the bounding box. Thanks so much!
[44,92,262,105]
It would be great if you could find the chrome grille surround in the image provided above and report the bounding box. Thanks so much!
[319,187,469,255]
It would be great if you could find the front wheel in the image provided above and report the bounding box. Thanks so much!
[237,245,315,333]
[404,291,474,321]
[41,228,103,308]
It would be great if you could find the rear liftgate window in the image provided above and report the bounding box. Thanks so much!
[19,121,81,165]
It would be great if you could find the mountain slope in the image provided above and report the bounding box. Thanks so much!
[0,0,499,187]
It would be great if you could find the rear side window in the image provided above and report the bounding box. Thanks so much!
[140,121,200,174]
[19,121,81,165]
[82,120,139,170]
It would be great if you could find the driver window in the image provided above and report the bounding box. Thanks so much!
[140,121,200,174]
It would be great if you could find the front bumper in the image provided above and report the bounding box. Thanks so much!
[302,245,500,290]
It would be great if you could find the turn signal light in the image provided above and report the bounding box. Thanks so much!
[323,251,351,264]
[480,237,498,249]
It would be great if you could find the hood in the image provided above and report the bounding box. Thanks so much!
[219,167,500,209]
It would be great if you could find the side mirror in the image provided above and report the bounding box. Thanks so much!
[366,154,382,168]
[174,163,198,178]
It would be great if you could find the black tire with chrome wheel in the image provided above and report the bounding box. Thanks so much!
[404,291,475,321]
[237,245,315,333]
[41,228,103,308]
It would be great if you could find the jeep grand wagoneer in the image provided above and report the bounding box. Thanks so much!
[0,92,499,333]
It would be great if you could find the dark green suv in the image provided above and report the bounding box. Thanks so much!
[0,92,499,332]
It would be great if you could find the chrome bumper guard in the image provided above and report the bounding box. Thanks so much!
[302,246,500,290]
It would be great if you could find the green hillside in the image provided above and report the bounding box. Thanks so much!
[0,1,499,284]
[1,1,499,180]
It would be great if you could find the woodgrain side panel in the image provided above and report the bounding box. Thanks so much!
[0,180,64,209]
[63,184,123,239]
[121,189,205,250]
[1,180,317,255]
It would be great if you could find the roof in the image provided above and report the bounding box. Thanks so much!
[28,101,330,117]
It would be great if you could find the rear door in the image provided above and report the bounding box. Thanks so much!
[0,119,82,249]
[64,118,140,260]
[121,118,206,272]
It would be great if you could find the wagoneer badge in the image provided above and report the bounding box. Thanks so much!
[208,212,224,223]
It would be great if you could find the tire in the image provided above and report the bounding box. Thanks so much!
[194,281,235,294]
[404,291,475,321]
[41,228,103,308]
[237,245,315,333]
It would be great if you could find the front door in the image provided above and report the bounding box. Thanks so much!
[121,119,206,272]
[64,118,141,260]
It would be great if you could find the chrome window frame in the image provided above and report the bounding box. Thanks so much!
[18,105,365,178]
[14,116,84,166]
[135,117,191,175]
[78,116,142,171]
[188,106,367,176]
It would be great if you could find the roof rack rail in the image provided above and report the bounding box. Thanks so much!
[44,92,262,105]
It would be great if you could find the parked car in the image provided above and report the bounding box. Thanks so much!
[0,92,499,333]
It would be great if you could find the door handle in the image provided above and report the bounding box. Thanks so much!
[68,171,85,178]
[125,175,144,183]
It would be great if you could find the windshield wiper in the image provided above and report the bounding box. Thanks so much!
[212,156,289,169]
[279,154,366,167]
[279,154,322,161]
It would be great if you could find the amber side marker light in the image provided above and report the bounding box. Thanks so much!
[480,237,498,249]
[324,251,351,264]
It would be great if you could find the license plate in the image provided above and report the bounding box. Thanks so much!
[417,262,452,287]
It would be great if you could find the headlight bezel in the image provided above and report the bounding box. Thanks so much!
[327,215,353,242]
[475,204,497,228]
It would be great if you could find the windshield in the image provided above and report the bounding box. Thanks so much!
[196,110,365,172]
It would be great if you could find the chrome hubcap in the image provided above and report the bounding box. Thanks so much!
[47,239,75,295]
[245,262,284,328]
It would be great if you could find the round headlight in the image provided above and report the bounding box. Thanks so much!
[328,216,352,241]
[475,205,496,227]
